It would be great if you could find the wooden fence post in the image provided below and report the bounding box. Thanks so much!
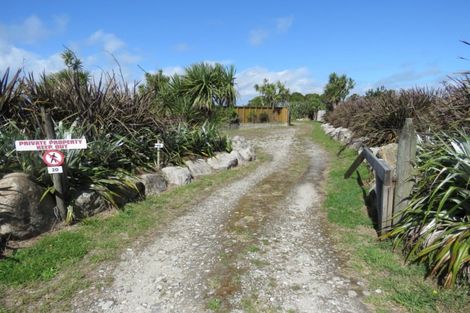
[40,106,67,220]
[393,118,417,224]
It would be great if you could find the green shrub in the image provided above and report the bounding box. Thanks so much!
[324,79,470,146]
[289,98,324,120]
[0,66,232,210]
[385,131,470,287]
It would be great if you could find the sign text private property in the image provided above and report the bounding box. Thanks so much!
[15,139,87,151]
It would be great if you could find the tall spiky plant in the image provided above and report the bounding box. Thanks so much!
[385,131,470,287]
[181,62,237,111]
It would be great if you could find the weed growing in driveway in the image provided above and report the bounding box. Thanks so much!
[311,121,469,313]
[207,298,222,310]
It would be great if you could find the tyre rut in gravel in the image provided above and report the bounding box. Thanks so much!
[229,139,370,313]
[77,127,297,313]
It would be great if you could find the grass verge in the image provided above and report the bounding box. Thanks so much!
[0,152,268,313]
[311,121,469,313]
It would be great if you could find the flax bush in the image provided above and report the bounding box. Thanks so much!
[324,79,470,146]
[385,131,470,287]
[0,64,232,208]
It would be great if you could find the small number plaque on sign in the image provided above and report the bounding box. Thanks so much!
[47,166,63,174]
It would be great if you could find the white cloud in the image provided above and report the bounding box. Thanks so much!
[0,15,49,44]
[116,51,142,64]
[162,66,185,76]
[249,29,269,46]
[88,30,125,53]
[161,61,233,77]
[374,67,442,88]
[85,30,141,79]
[0,15,70,74]
[276,16,294,33]
[0,15,68,44]
[202,59,233,66]
[0,40,64,74]
[236,66,322,103]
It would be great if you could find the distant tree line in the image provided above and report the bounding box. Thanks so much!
[247,71,357,120]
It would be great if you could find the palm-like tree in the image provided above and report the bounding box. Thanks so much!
[254,79,290,109]
[181,62,237,111]
[323,72,355,111]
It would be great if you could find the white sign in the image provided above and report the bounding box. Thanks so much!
[47,166,63,174]
[154,142,164,149]
[15,139,87,151]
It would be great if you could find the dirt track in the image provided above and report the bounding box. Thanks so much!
[75,124,369,313]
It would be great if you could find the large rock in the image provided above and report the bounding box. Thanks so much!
[207,152,238,170]
[139,173,168,195]
[321,123,336,136]
[377,143,398,173]
[237,147,256,163]
[231,136,256,163]
[338,128,353,144]
[0,172,56,239]
[162,166,192,186]
[73,190,107,218]
[317,110,326,121]
[184,159,212,177]
[231,136,249,150]
[329,127,352,143]
[109,182,145,207]
[349,137,367,150]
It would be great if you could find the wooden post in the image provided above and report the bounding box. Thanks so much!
[376,160,394,234]
[381,165,395,232]
[287,107,291,126]
[393,118,417,224]
[345,148,393,234]
[40,106,66,220]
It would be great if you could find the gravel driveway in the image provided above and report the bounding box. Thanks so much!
[75,125,369,313]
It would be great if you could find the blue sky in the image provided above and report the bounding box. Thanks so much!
[1,0,470,103]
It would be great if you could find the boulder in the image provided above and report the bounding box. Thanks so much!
[0,172,56,239]
[321,123,336,136]
[110,182,145,207]
[317,110,326,121]
[368,147,380,157]
[162,166,192,186]
[73,190,107,218]
[139,172,168,195]
[236,146,256,163]
[231,136,256,163]
[349,137,367,150]
[338,128,353,144]
[207,152,238,170]
[331,128,342,140]
[231,136,249,150]
[184,159,212,177]
[377,143,398,173]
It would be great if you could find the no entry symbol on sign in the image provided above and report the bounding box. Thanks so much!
[42,150,65,166]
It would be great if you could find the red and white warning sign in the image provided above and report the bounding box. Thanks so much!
[42,150,65,167]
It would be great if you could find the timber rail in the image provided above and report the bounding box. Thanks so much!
[344,118,417,234]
